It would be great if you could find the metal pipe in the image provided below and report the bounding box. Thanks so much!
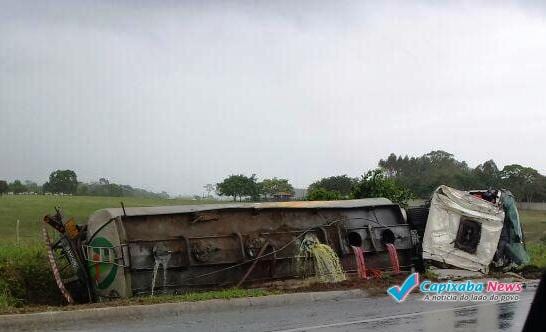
[236,240,270,288]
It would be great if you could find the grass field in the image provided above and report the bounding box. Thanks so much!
[519,209,546,243]
[519,210,546,267]
[0,195,218,244]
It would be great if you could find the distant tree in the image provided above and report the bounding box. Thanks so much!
[380,153,400,177]
[307,187,342,201]
[260,178,295,199]
[308,175,356,198]
[500,164,544,202]
[203,184,215,198]
[352,169,413,206]
[76,182,89,196]
[107,183,123,197]
[378,151,546,201]
[423,150,459,165]
[23,180,39,193]
[46,170,78,194]
[0,180,7,195]
[473,160,501,188]
[69,178,169,198]
[217,174,259,201]
[379,151,474,197]
[8,180,27,194]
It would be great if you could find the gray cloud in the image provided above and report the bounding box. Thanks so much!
[1,1,545,195]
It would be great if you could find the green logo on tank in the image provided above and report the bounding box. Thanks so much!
[87,237,118,290]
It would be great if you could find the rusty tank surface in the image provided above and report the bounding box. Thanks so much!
[43,199,417,302]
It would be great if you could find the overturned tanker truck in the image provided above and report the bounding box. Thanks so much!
[43,199,418,303]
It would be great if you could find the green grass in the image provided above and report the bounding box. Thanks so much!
[132,288,275,305]
[0,244,60,310]
[519,210,546,243]
[0,195,218,244]
[0,287,276,315]
[527,243,546,268]
[509,210,546,270]
[517,210,546,269]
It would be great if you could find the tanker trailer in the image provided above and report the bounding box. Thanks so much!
[43,199,418,303]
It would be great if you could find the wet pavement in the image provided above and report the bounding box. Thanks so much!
[59,287,535,332]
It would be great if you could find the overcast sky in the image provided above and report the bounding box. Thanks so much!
[1,1,545,195]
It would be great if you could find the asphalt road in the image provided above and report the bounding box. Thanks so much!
[52,288,535,332]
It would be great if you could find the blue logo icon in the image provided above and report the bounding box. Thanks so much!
[387,273,419,303]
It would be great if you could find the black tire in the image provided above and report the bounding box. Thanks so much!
[406,206,430,229]
[406,206,429,272]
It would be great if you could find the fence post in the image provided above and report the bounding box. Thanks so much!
[16,219,20,246]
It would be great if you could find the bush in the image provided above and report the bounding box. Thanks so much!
[307,188,342,201]
[307,175,356,198]
[352,169,414,206]
[0,244,61,309]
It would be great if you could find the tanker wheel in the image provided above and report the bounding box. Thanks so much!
[42,225,93,304]
[406,206,429,227]
[43,225,74,304]
[406,206,429,237]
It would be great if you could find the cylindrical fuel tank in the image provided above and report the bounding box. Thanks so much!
[83,199,415,299]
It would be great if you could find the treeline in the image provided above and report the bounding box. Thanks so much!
[379,150,546,201]
[215,171,412,205]
[215,175,295,201]
[0,170,169,199]
[2,151,543,203]
[215,150,545,204]
[305,171,412,204]
[75,179,169,199]
[279,150,545,203]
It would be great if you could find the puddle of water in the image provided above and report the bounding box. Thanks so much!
[420,301,528,332]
